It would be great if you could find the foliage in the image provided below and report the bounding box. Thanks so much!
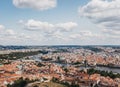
[7,77,38,87]
[73,62,81,65]
[0,51,41,64]
[87,68,120,79]
[36,62,45,67]
[63,68,69,74]
[51,77,59,82]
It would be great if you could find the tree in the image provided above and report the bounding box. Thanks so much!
[64,68,69,75]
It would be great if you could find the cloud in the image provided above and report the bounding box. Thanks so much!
[23,19,78,33]
[69,31,99,39]
[0,23,77,45]
[13,0,57,10]
[0,24,38,44]
[56,22,78,32]
[25,19,54,33]
[0,25,15,36]
[0,25,45,45]
[19,19,78,43]
[0,25,5,31]
[79,0,120,21]
[5,29,16,36]
[102,29,120,39]
[79,0,120,38]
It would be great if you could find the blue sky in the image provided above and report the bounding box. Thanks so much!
[0,0,119,45]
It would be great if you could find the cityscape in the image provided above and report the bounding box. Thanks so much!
[0,45,120,87]
[0,0,120,87]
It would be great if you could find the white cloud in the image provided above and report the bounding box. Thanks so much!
[13,0,57,10]
[56,22,78,32]
[0,24,40,45]
[69,31,99,39]
[0,25,5,30]
[103,29,120,35]
[79,0,120,20]
[25,19,54,33]
[102,29,120,39]
[19,19,78,43]
[23,19,78,33]
[79,0,120,38]
[18,20,24,24]
[5,29,16,36]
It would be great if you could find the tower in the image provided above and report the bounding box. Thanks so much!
[82,53,87,68]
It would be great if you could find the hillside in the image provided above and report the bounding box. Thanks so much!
[27,81,68,87]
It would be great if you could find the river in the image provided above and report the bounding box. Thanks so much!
[32,55,120,74]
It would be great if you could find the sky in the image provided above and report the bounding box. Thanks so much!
[0,0,120,45]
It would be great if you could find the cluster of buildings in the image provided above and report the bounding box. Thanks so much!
[40,48,120,67]
[0,59,120,87]
[0,49,41,54]
[0,46,120,87]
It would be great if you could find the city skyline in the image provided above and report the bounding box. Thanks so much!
[0,0,120,45]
